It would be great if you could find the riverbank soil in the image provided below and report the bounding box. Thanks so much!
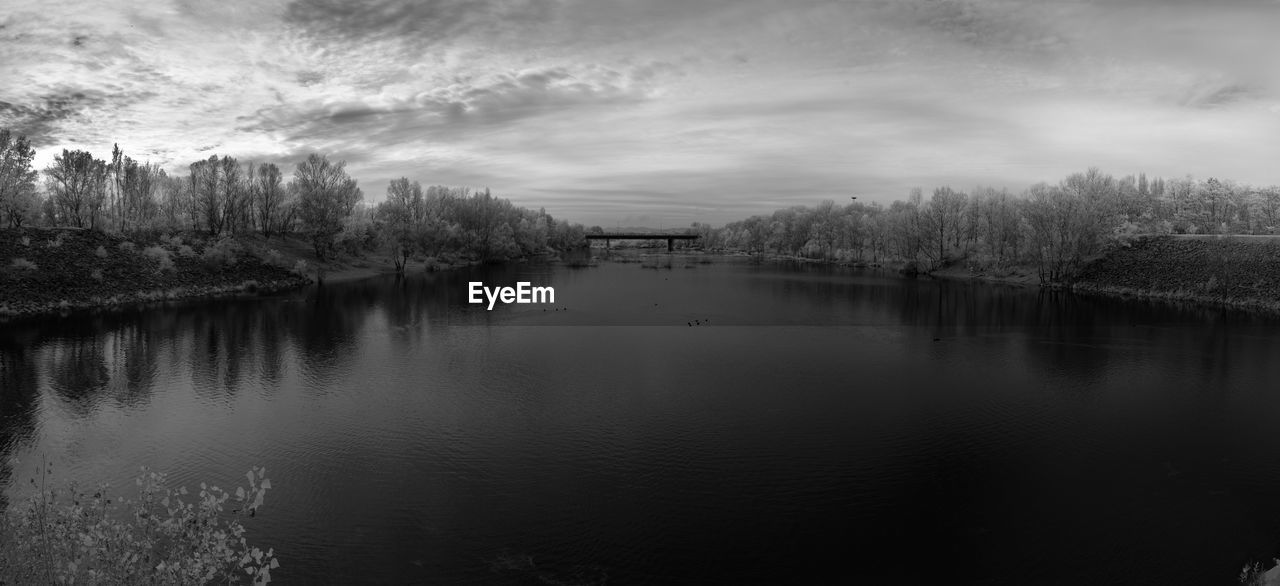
[0,228,309,317]
[1072,234,1280,312]
[231,232,402,284]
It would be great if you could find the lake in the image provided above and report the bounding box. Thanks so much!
[4,255,1280,584]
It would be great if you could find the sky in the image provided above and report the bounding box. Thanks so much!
[2,0,1279,227]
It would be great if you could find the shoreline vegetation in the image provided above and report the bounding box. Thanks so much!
[5,126,1280,318]
[678,165,1280,317]
[1071,234,1280,315]
[0,129,592,321]
[715,236,1280,315]
[1,459,278,585]
[0,227,311,321]
[0,226,576,322]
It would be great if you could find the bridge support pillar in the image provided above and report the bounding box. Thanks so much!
[667,238,673,252]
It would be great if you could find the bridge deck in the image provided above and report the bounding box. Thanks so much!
[584,233,698,240]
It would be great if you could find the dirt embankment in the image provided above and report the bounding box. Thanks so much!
[1071,235,1280,312]
[0,228,311,320]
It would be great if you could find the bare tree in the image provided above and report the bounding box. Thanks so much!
[252,163,286,237]
[0,130,40,228]
[376,177,425,270]
[45,149,108,229]
[294,154,362,259]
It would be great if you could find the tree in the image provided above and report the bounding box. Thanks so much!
[118,157,162,231]
[252,163,286,237]
[293,154,362,259]
[1256,187,1280,234]
[0,130,39,228]
[44,149,108,229]
[376,177,424,270]
[809,199,839,259]
[219,156,247,233]
[156,172,191,230]
[924,186,966,266]
[190,156,223,234]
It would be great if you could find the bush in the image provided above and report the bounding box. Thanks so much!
[333,217,379,256]
[10,257,37,271]
[291,259,309,277]
[0,461,278,585]
[265,250,285,267]
[202,239,239,268]
[1239,560,1271,585]
[90,268,104,281]
[95,245,109,258]
[143,245,175,273]
[177,244,196,258]
[118,241,136,253]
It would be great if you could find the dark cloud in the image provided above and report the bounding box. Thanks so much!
[239,63,651,154]
[327,104,394,124]
[0,90,113,146]
[283,0,560,44]
[880,0,1072,59]
[296,71,325,87]
[1181,82,1258,109]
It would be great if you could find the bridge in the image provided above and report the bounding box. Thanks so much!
[585,233,699,252]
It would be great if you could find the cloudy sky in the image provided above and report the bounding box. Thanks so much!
[2,0,1278,226]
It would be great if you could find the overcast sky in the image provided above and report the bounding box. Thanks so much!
[2,0,1279,226]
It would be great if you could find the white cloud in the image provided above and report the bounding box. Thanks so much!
[1,0,1278,226]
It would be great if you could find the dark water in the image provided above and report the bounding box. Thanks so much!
[4,256,1280,584]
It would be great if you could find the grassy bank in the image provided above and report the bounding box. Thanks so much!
[927,263,1040,287]
[0,227,311,320]
[1071,235,1280,313]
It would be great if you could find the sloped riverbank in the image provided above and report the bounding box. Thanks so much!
[1072,235,1280,313]
[0,227,310,320]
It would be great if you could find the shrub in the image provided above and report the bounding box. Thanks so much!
[10,257,37,271]
[202,239,239,268]
[1239,560,1269,585]
[20,236,29,246]
[143,245,175,273]
[90,268,104,281]
[119,241,136,253]
[265,250,285,267]
[95,245,109,258]
[0,461,278,585]
[333,216,379,256]
[177,244,196,258]
[291,259,309,277]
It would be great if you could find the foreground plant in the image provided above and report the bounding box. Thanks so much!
[0,458,278,585]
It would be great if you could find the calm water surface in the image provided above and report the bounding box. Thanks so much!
[4,256,1280,584]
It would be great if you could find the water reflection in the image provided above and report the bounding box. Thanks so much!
[0,332,39,512]
[2,258,1280,584]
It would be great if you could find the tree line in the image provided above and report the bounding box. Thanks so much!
[701,168,1280,283]
[0,129,587,264]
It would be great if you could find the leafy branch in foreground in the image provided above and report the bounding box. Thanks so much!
[1,458,278,585]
